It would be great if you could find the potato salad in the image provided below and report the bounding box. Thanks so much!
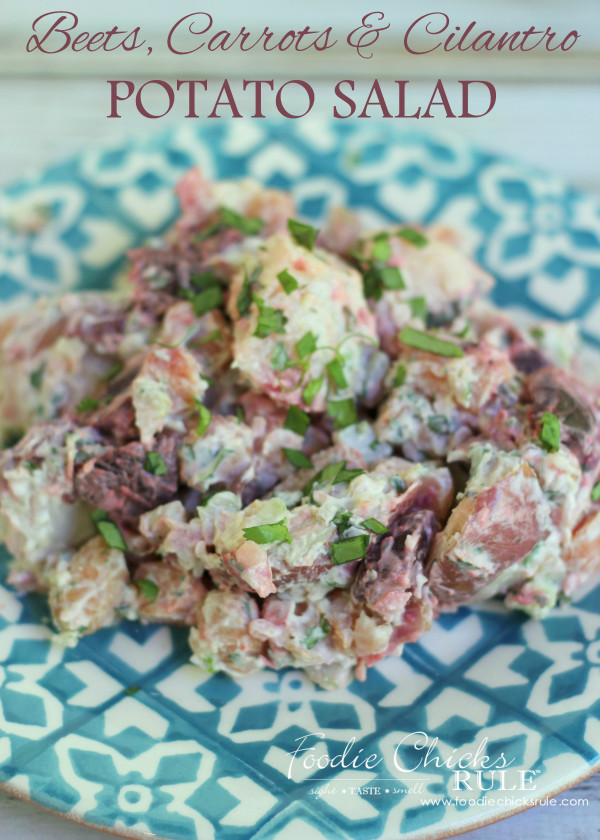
[1,169,599,689]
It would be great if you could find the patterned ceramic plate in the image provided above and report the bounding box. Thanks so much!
[1,122,600,840]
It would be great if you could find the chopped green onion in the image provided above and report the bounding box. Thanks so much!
[134,578,159,604]
[331,534,369,565]
[253,297,288,339]
[219,206,264,236]
[236,405,245,424]
[243,519,292,545]
[304,617,331,649]
[282,447,313,469]
[237,271,253,317]
[101,362,124,382]
[295,331,317,359]
[333,509,353,535]
[393,364,406,388]
[336,467,365,484]
[326,398,357,430]
[539,412,560,453]
[408,296,427,321]
[302,376,323,407]
[76,397,99,413]
[145,451,167,476]
[30,363,45,391]
[399,327,464,358]
[397,227,428,248]
[191,285,223,317]
[380,266,405,290]
[189,271,221,289]
[303,461,364,497]
[283,405,310,437]
[271,341,289,371]
[288,218,319,251]
[195,401,211,437]
[277,269,299,295]
[371,232,391,263]
[391,476,407,493]
[427,415,451,435]
[591,482,600,502]
[326,358,347,390]
[362,518,389,535]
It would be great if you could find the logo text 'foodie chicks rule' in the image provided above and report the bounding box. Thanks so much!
[25,11,581,120]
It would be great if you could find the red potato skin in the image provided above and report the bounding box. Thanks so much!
[427,462,550,607]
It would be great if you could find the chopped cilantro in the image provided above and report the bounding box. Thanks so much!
[282,447,313,469]
[331,534,369,565]
[380,266,405,290]
[288,218,319,251]
[76,397,99,413]
[145,451,168,476]
[283,405,310,436]
[134,578,159,604]
[243,519,292,544]
[539,412,560,453]
[399,327,464,358]
[277,269,299,295]
[591,482,600,502]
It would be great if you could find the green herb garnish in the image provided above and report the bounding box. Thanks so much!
[191,329,222,347]
[331,534,370,565]
[191,285,223,317]
[326,398,357,430]
[277,269,299,295]
[101,362,124,382]
[326,357,347,390]
[408,296,427,321]
[282,447,313,469]
[145,451,168,476]
[591,482,600,502]
[539,412,560,453]
[30,363,45,391]
[304,617,331,649]
[271,341,289,371]
[288,218,319,251]
[195,401,212,437]
[243,519,292,545]
[397,227,428,248]
[302,376,323,406]
[399,327,464,358]
[427,415,451,435]
[362,518,389,535]
[134,578,159,604]
[295,331,317,359]
[76,397,99,413]
[393,364,406,387]
[253,296,288,339]
[283,405,310,436]
[237,271,253,317]
[219,206,264,236]
[91,510,127,552]
[371,232,391,263]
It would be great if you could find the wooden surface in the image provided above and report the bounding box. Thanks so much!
[1,772,599,839]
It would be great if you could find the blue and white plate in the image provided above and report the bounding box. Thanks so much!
[1,122,600,840]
